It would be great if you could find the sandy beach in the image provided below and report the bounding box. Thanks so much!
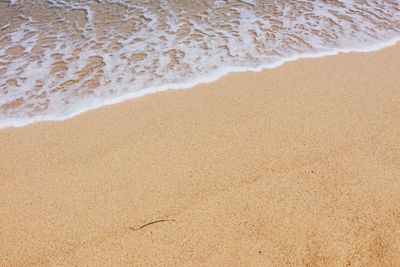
[1,44,400,265]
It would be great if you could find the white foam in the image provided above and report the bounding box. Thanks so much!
[1,36,399,129]
[1,0,400,128]
[9,0,19,6]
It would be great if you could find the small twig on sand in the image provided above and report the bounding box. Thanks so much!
[129,219,176,231]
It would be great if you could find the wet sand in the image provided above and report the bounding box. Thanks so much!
[1,44,400,266]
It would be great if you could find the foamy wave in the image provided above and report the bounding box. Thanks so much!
[0,0,399,128]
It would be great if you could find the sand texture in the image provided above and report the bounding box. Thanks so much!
[1,45,400,266]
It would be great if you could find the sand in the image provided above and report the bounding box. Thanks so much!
[1,44,400,266]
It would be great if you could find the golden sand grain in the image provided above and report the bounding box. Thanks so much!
[1,45,400,266]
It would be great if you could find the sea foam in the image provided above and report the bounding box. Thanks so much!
[0,0,399,128]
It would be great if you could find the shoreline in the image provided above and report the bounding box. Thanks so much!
[1,37,399,129]
[1,44,400,265]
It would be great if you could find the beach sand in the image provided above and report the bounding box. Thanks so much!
[1,44,400,266]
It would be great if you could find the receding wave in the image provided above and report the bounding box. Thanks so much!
[0,0,399,127]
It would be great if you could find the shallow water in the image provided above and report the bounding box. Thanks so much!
[0,0,399,127]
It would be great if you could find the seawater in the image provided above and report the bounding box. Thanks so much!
[0,0,399,128]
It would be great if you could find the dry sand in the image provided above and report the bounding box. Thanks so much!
[1,44,400,266]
